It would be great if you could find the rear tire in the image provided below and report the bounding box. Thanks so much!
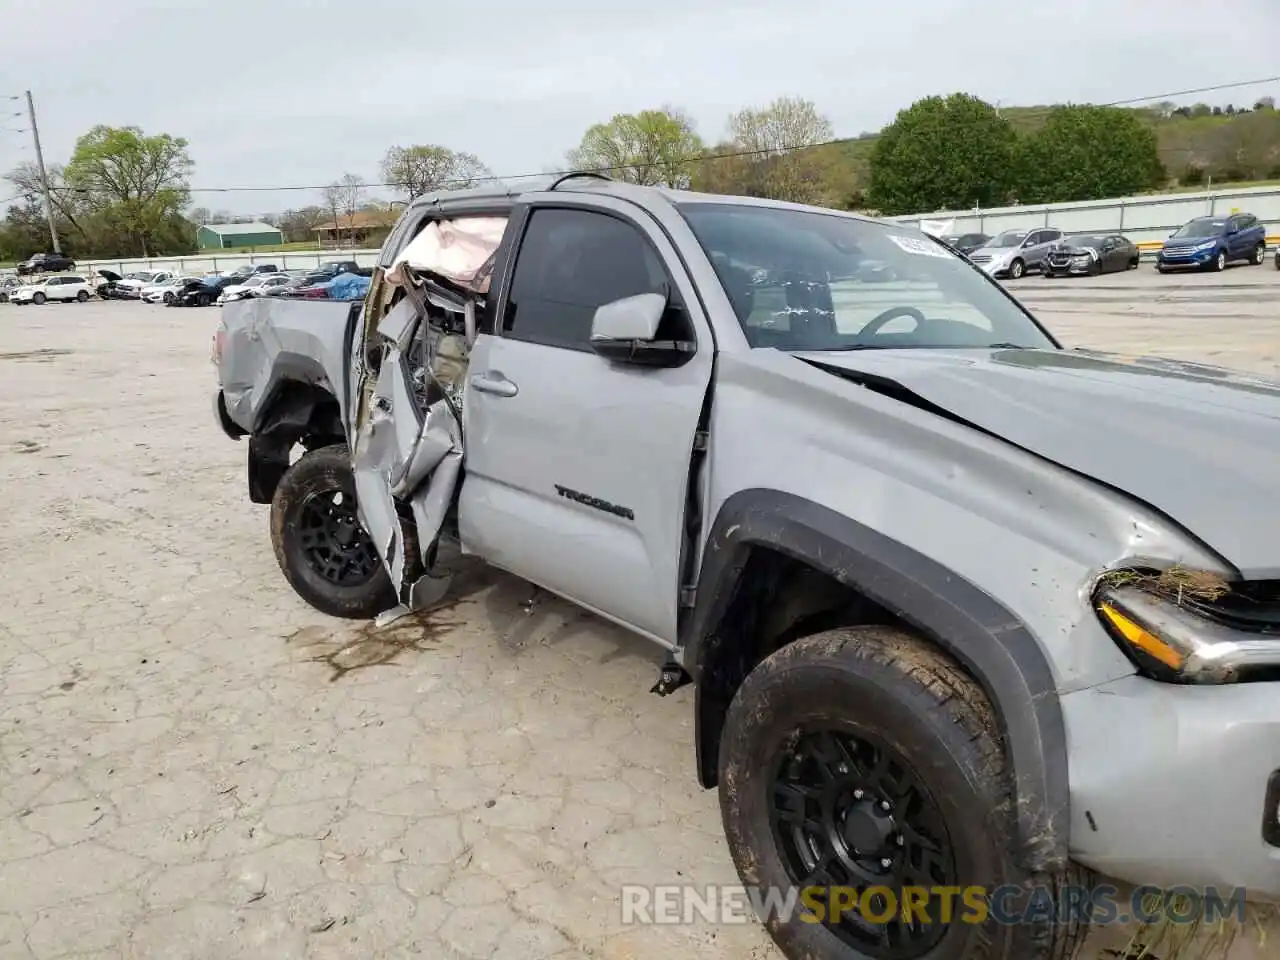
[270,444,395,619]
[1007,258,1025,280]
[1250,243,1265,265]
[76,290,89,302]
[718,625,1091,960]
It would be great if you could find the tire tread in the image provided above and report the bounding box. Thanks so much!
[722,625,1091,960]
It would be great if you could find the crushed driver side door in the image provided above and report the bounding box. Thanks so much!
[343,214,508,619]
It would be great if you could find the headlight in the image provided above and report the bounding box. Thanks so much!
[1095,573,1280,683]
[1193,240,1217,251]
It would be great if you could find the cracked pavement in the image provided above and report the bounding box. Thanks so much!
[2,269,1279,960]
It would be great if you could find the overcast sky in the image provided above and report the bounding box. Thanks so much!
[1,0,1276,215]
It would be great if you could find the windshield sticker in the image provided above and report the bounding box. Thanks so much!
[886,234,954,259]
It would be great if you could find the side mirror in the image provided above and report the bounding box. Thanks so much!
[589,292,694,368]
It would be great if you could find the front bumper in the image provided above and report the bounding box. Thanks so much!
[214,390,247,440]
[1045,260,1093,276]
[1156,246,1217,269]
[1063,675,1280,900]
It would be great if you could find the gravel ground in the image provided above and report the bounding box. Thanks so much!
[1,264,1277,960]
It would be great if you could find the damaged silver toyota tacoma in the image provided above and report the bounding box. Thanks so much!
[212,173,1280,960]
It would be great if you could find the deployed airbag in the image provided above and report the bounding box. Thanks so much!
[387,217,508,292]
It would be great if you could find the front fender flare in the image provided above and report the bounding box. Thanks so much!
[683,489,1069,873]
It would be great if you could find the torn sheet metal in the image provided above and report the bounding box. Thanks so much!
[350,295,466,611]
[387,217,508,293]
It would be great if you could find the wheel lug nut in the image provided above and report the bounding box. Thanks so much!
[880,857,892,868]
[896,835,904,846]
[880,801,891,811]
[853,789,864,800]
[836,764,848,775]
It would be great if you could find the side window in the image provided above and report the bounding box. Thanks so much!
[503,207,685,352]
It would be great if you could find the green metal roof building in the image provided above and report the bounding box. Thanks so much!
[196,221,284,250]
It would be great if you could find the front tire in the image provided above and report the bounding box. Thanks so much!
[32,292,45,305]
[1209,250,1227,272]
[270,444,395,619]
[1007,258,1025,280]
[718,626,1089,960]
[76,290,89,302]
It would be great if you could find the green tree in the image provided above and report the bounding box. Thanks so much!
[63,125,194,256]
[694,97,836,204]
[1018,105,1164,203]
[867,93,1018,215]
[381,145,492,202]
[567,108,703,187]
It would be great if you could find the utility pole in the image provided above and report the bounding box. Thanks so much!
[25,90,60,254]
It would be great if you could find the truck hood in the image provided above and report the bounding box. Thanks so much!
[1161,235,1220,249]
[794,346,1280,578]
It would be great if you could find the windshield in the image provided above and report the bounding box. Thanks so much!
[990,231,1028,248]
[678,203,1057,352]
[1173,218,1225,239]
[1067,235,1104,248]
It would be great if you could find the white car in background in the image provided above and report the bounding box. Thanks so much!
[141,276,198,304]
[216,273,290,304]
[11,275,94,304]
[115,270,176,298]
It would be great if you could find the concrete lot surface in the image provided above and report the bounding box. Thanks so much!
[1,266,1278,959]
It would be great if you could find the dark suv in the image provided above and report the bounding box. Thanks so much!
[1156,213,1268,273]
[16,252,76,275]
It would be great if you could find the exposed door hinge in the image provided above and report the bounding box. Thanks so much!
[679,586,697,608]
[692,430,709,452]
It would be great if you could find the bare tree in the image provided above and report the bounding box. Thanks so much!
[338,173,364,240]
[321,183,344,246]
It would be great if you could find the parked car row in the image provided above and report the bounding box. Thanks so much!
[0,258,375,309]
[940,212,1272,279]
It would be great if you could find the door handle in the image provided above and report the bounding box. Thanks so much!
[469,371,518,398]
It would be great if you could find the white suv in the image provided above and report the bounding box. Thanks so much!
[11,275,93,305]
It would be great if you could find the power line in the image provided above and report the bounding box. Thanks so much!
[180,75,1280,196]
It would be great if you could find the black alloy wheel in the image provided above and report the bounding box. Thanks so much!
[295,487,382,589]
[270,444,396,618]
[770,726,957,957]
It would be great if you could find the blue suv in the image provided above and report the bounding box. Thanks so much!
[1155,212,1268,273]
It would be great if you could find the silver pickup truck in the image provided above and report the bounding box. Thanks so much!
[213,173,1280,960]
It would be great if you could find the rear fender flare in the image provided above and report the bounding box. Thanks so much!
[683,489,1069,872]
